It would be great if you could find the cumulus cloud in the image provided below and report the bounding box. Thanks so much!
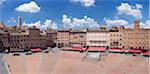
[121,20,150,29]
[104,17,128,26]
[41,19,58,29]
[15,1,41,13]
[117,3,143,19]
[6,18,17,24]
[135,4,143,9]
[23,20,41,28]
[0,0,5,5]
[140,20,150,29]
[62,14,72,28]
[71,0,95,7]
[23,19,58,30]
[62,14,99,29]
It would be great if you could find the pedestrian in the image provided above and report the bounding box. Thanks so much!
[106,46,109,56]
[98,52,101,61]
[83,52,89,59]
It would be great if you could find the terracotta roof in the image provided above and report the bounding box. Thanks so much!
[88,29,109,32]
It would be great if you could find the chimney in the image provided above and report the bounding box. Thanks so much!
[18,16,22,32]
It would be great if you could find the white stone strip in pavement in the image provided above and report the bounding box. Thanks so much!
[3,56,11,74]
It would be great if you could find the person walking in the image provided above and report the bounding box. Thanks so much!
[106,45,109,56]
[97,52,101,61]
[83,45,89,59]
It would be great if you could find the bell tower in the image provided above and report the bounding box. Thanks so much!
[18,16,22,32]
[134,20,140,30]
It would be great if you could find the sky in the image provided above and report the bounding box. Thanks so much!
[0,0,149,29]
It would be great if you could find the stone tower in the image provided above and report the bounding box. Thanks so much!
[18,16,22,32]
[134,20,140,30]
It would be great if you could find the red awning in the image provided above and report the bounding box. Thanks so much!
[30,48,42,52]
[73,47,86,51]
[88,47,106,52]
[127,49,141,53]
[110,48,122,50]
[109,48,123,52]
[143,51,150,55]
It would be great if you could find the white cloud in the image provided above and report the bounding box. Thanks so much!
[42,19,58,29]
[140,20,150,29]
[15,1,41,13]
[135,4,143,9]
[122,20,150,29]
[6,18,17,24]
[124,24,133,29]
[0,0,5,5]
[71,0,95,7]
[117,3,143,19]
[62,14,72,28]
[62,14,99,29]
[104,17,128,26]
[23,20,41,28]
[23,19,58,30]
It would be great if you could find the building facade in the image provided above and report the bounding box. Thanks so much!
[109,26,122,48]
[45,30,57,47]
[0,17,150,51]
[86,29,109,47]
[122,20,150,50]
[0,17,56,52]
[29,26,41,49]
[57,30,70,47]
[69,29,87,47]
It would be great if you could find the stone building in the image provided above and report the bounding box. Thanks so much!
[109,26,123,48]
[0,17,56,52]
[57,30,70,47]
[69,29,87,47]
[45,30,57,47]
[86,28,109,47]
[122,20,150,50]
[0,22,10,51]
[9,31,29,51]
[28,26,41,48]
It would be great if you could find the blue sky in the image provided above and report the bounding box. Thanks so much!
[0,0,149,29]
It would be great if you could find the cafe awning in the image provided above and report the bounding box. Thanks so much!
[30,48,42,52]
[143,51,150,56]
[88,47,106,52]
[127,49,141,53]
[109,48,123,52]
[73,47,86,51]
